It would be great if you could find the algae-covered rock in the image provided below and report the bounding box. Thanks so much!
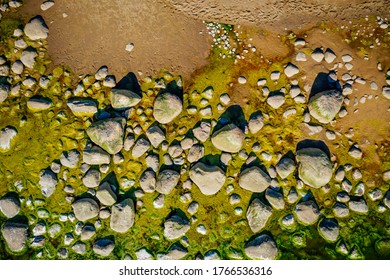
[86,117,126,154]
[153,92,182,124]
[189,162,226,195]
[308,89,343,123]
[211,123,244,153]
[296,147,332,189]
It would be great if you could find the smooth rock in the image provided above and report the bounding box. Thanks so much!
[246,198,272,232]
[318,218,339,242]
[164,213,190,240]
[83,146,111,165]
[96,182,117,206]
[294,200,320,225]
[284,63,299,78]
[27,96,52,111]
[296,147,332,188]
[211,123,244,153]
[265,188,285,210]
[239,166,271,193]
[24,16,49,40]
[267,92,285,109]
[139,170,156,193]
[93,238,114,257]
[189,162,226,195]
[244,234,278,260]
[1,222,28,252]
[110,89,141,109]
[131,137,150,158]
[153,92,182,124]
[67,98,98,117]
[0,83,9,102]
[110,198,135,233]
[146,125,165,148]
[0,195,20,218]
[60,150,80,168]
[0,126,17,152]
[248,111,264,134]
[39,169,58,197]
[156,169,180,194]
[276,157,296,179]
[193,121,211,142]
[72,198,99,221]
[82,169,101,188]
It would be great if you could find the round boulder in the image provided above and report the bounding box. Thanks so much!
[211,123,245,153]
[153,92,182,124]
[1,221,28,252]
[294,200,320,225]
[244,234,278,260]
[239,166,271,193]
[72,198,99,222]
[110,199,135,233]
[189,162,226,195]
[296,147,332,189]
[156,169,180,194]
[308,89,343,124]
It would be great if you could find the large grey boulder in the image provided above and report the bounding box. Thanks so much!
[294,200,320,225]
[211,123,245,153]
[27,96,52,111]
[96,182,117,206]
[276,157,296,179]
[248,111,264,134]
[83,146,111,165]
[153,92,182,124]
[139,170,156,193]
[164,213,190,240]
[296,147,332,188]
[156,169,180,194]
[245,234,278,260]
[39,169,58,197]
[0,126,17,152]
[239,166,271,193]
[308,89,343,123]
[110,89,141,109]
[67,98,98,117]
[318,218,339,242]
[24,16,49,41]
[110,198,135,233]
[93,238,115,257]
[0,83,9,103]
[86,118,125,154]
[60,149,80,168]
[82,169,101,188]
[72,198,99,221]
[246,198,273,232]
[146,125,166,148]
[189,162,226,195]
[1,221,28,252]
[20,47,38,68]
[0,195,20,218]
